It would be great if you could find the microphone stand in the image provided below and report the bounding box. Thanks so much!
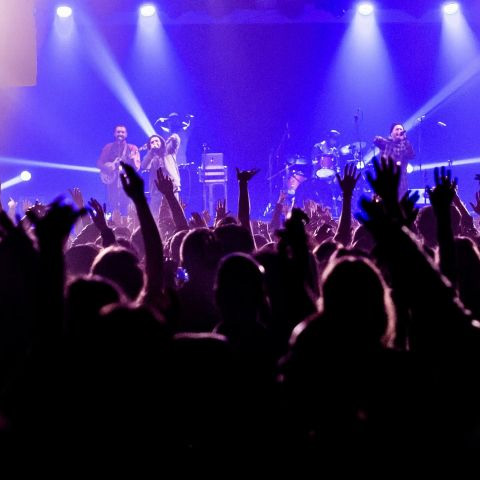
[354,109,368,198]
[417,116,427,203]
[269,124,289,202]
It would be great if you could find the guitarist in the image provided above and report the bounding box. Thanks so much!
[98,125,140,214]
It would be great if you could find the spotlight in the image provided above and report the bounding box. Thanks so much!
[443,2,460,15]
[357,2,374,16]
[56,5,73,18]
[139,3,156,17]
[20,171,32,182]
[1,171,32,190]
[406,164,414,174]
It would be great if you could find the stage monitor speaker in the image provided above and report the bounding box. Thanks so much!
[0,0,37,87]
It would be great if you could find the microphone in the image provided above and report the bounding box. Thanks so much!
[400,130,407,137]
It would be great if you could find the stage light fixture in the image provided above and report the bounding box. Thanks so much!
[1,171,32,190]
[140,4,156,17]
[443,2,460,15]
[20,171,32,182]
[357,2,374,16]
[56,5,73,18]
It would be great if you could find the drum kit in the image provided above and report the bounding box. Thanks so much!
[285,141,368,216]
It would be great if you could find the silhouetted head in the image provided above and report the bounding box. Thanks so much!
[352,224,375,253]
[215,224,255,255]
[216,215,238,227]
[65,244,99,277]
[416,205,461,247]
[454,236,480,317]
[313,240,339,267]
[215,253,267,321]
[65,275,122,338]
[320,256,396,348]
[91,246,144,300]
[180,228,221,277]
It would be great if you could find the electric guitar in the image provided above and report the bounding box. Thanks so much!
[100,157,122,185]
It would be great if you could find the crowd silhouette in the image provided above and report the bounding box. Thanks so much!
[0,157,479,470]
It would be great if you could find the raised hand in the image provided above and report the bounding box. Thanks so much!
[336,162,360,197]
[427,166,457,212]
[155,169,174,196]
[88,197,108,231]
[22,199,33,214]
[202,209,211,227]
[355,196,393,239]
[236,167,260,183]
[215,198,229,224]
[469,191,480,215]
[26,200,48,219]
[189,212,208,229]
[366,156,400,204]
[7,197,17,212]
[119,161,145,203]
[26,198,86,247]
[400,190,420,227]
[68,187,85,209]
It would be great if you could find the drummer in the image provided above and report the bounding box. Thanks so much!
[312,129,341,167]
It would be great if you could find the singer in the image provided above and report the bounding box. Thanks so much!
[373,123,415,197]
[140,134,167,219]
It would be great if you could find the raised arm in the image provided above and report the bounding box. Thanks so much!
[69,187,90,230]
[236,167,259,240]
[155,169,189,232]
[428,167,457,286]
[269,190,286,235]
[88,198,116,248]
[120,162,164,307]
[27,200,86,344]
[333,163,360,246]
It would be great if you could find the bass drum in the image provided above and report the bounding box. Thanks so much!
[293,178,341,215]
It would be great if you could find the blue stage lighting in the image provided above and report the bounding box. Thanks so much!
[357,2,374,16]
[443,2,460,15]
[56,5,73,18]
[140,4,156,17]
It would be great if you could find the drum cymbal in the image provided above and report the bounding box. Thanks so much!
[287,155,309,165]
[340,142,367,155]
